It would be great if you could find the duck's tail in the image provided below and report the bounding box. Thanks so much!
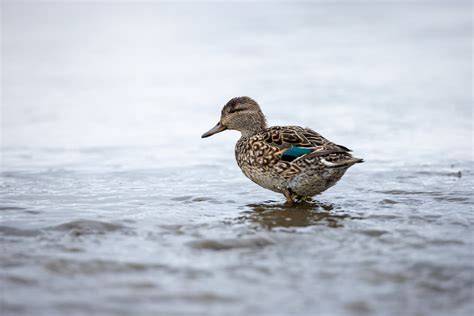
[321,157,364,168]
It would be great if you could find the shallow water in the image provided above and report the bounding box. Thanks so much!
[1,2,473,316]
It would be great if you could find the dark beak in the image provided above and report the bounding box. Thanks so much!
[202,122,227,138]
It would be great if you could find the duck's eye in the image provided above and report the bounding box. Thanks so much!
[228,106,247,114]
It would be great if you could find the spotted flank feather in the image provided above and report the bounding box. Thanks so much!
[235,125,363,192]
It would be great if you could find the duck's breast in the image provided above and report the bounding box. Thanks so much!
[235,138,288,193]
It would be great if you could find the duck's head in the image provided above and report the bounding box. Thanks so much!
[202,96,267,138]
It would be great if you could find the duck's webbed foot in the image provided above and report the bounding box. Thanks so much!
[295,195,308,203]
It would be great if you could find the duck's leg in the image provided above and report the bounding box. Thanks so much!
[283,190,294,207]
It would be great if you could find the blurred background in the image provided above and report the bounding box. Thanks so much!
[1,1,473,316]
[2,1,471,161]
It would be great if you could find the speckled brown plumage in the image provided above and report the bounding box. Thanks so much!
[202,97,363,204]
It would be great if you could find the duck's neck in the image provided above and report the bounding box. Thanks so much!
[235,111,267,138]
[240,125,266,138]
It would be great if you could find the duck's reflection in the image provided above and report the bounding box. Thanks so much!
[239,200,352,229]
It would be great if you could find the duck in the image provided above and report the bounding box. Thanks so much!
[202,96,363,205]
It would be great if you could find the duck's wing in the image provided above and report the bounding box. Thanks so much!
[262,126,322,147]
[261,126,360,165]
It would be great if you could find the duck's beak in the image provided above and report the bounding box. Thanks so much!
[202,122,227,138]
